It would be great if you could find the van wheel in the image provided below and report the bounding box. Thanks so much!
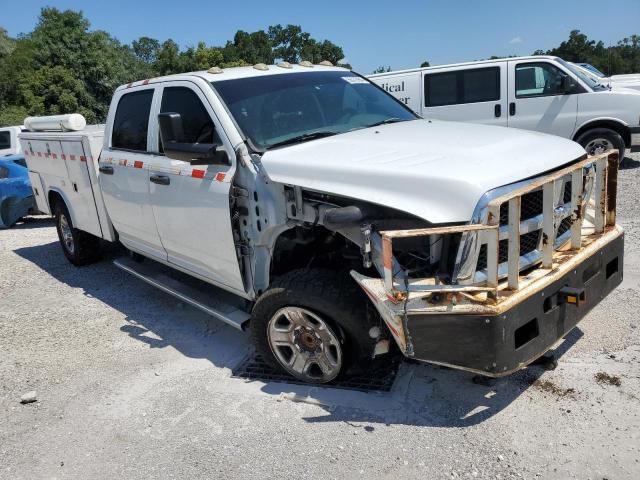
[576,128,625,161]
[54,201,101,266]
[251,269,378,384]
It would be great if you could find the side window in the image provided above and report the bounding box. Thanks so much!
[160,87,221,149]
[515,62,566,98]
[0,131,11,150]
[111,89,153,152]
[0,166,9,179]
[425,71,457,107]
[462,68,499,103]
[425,67,500,107]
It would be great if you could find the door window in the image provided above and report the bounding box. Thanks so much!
[425,67,500,106]
[0,131,10,150]
[515,62,566,98]
[160,87,221,150]
[111,89,154,151]
[0,166,8,179]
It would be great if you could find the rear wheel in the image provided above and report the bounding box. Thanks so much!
[576,128,625,161]
[251,269,380,384]
[54,201,101,266]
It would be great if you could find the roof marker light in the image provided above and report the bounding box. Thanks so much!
[207,67,224,74]
[277,61,293,69]
[253,63,269,71]
[299,61,313,68]
[318,60,333,66]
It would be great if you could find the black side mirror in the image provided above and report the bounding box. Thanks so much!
[562,75,578,94]
[158,112,229,165]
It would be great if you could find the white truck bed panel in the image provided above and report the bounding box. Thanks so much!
[19,126,115,241]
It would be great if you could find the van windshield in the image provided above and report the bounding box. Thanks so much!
[212,71,417,151]
[559,59,605,91]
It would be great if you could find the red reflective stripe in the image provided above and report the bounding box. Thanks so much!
[61,154,66,160]
[134,160,143,169]
[52,153,57,159]
[119,159,127,166]
[191,169,205,179]
[69,154,76,161]
[215,172,226,182]
[80,156,87,162]
[37,152,42,157]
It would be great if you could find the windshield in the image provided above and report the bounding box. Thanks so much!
[212,71,417,151]
[559,59,603,90]
[577,63,606,77]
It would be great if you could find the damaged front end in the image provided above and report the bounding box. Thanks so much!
[352,151,624,376]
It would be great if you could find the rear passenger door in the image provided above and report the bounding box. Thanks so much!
[506,60,578,138]
[99,87,166,260]
[147,82,245,293]
[422,63,508,126]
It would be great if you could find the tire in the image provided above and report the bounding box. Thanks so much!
[53,200,101,266]
[251,269,380,384]
[576,128,626,161]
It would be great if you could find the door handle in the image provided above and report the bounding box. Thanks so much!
[150,174,170,186]
[99,165,114,175]
[509,102,516,116]
[494,104,502,118]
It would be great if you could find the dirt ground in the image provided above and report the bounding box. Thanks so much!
[1,154,639,480]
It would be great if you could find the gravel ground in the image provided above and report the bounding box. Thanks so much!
[1,154,640,480]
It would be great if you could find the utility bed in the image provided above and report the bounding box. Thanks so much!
[19,125,116,241]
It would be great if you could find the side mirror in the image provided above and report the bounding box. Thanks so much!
[158,112,229,165]
[562,75,578,94]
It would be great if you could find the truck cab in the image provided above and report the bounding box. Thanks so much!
[0,126,24,156]
[368,56,640,158]
[20,63,624,385]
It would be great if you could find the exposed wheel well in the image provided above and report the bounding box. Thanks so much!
[573,120,630,147]
[270,225,361,278]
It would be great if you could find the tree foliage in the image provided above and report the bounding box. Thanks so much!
[0,8,347,126]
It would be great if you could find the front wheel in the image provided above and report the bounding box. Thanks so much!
[250,269,380,384]
[54,201,101,266]
[576,128,626,161]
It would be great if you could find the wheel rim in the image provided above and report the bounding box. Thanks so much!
[267,306,343,383]
[584,138,614,156]
[59,214,75,254]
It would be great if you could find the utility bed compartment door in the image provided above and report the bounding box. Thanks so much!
[59,140,102,238]
[26,171,49,214]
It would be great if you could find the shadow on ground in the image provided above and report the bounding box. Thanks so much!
[620,156,640,170]
[15,240,582,428]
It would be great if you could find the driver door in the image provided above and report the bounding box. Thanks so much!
[147,82,245,293]
[507,60,578,138]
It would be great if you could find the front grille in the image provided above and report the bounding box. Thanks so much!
[476,230,541,271]
[498,182,572,224]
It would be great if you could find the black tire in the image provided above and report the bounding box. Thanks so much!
[53,201,101,266]
[576,128,626,161]
[251,269,380,383]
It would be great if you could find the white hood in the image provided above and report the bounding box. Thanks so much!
[260,119,586,224]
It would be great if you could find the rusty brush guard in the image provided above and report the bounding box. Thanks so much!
[352,151,623,373]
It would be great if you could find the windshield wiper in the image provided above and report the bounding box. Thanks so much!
[366,117,406,128]
[267,131,339,149]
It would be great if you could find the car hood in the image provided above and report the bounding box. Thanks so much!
[260,119,586,223]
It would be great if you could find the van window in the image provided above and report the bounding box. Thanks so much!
[160,87,221,148]
[0,131,11,150]
[111,90,153,151]
[515,62,566,98]
[425,67,500,107]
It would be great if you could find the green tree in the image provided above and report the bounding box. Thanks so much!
[372,66,391,74]
[132,36,161,65]
[420,60,430,68]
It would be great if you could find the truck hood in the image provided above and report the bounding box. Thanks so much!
[260,119,586,223]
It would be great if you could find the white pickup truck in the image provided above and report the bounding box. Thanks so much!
[20,63,624,384]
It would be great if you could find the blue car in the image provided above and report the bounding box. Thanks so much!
[0,154,36,228]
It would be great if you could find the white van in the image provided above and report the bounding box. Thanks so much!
[0,126,24,156]
[574,62,640,91]
[369,56,640,158]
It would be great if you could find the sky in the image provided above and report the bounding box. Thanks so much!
[3,0,639,74]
